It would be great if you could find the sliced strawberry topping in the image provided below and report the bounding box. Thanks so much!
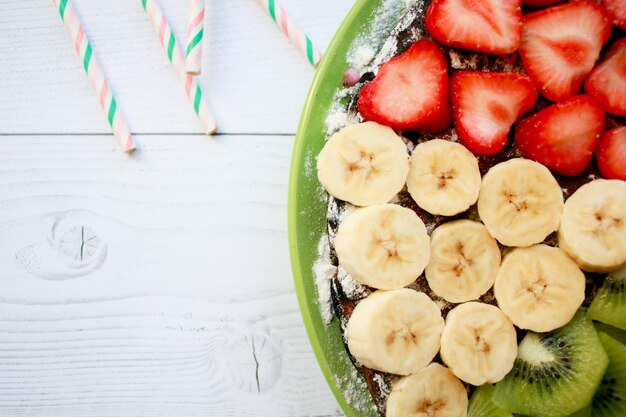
[514,95,605,176]
[584,38,626,116]
[602,0,626,29]
[357,39,452,132]
[425,0,522,54]
[451,71,538,155]
[523,0,566,8]
[596,126,626,181]
[519,0,612,102]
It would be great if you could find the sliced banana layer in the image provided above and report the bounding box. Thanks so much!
[494,244,585,332]
[386,363,468,417]
[335,204,430,290]
[558,179,626,273]
[407,139,481,216]
[425,220,501,303]
[347,289,444,376]
[317,122,410,207]
[440,302,517,386]
[478,158,564,247]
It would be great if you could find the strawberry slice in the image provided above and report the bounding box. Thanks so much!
[357,39,451,132]
[451,71,538,156]
[596,126,626,181]
[425,0,522,54]
[519,0,612,102]
[514,95,605,176]
[602,0,626,29]
[584,38,626,116]
[523,0,566,7]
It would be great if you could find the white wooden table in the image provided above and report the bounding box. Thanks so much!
[0,1,354,415]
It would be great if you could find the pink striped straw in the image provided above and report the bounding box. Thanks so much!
[254,0,323,67]
[141,0,217,135]
[53,0,135,152]
[185,0,205,74]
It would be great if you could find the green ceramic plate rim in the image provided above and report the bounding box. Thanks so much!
[287,1,399,416]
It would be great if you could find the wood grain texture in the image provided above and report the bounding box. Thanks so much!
[0,135,343,416]
[0,0,353,135]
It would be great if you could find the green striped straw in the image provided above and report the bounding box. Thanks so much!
[53,0,135,152]
[254,0,324,67]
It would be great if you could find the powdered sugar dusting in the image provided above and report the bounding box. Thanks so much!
[336,370,379,414]
[338,267,368,298]
[347,0,424,73]
[313,234,336,324]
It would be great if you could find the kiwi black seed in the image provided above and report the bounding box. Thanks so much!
[591,331,626,417]
[492,310,608,417]
[588,268,626,331]
[467,384,513,417]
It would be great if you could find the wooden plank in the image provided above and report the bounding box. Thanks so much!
[0,135,342,416]
[0,0,353,135]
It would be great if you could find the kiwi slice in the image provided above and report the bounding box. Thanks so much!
[589,268,626,331]
[468,385,513,417]
[595,322,626,345]
[492,311,609,417]
[591,331,626,417]
[566,404,592,417]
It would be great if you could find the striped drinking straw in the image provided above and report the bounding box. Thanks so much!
[141,0,217,135]
[185,0,205,74]
[253,0,324,67]
[52,0,135,152]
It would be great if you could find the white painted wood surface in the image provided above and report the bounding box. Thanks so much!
[0,0,355,415]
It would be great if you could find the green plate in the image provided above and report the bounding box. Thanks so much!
[288,1,412,416]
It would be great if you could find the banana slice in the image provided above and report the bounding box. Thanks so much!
[494,244,585,332]
[347,289,444,375]
[407,139,481,216]
[335,204,430,289]
[558,179,626,273]
[317,121,410,207]
[425,220,501,303]
[386,363,468,417]
[440,302,517,386]
[478,158,564,247]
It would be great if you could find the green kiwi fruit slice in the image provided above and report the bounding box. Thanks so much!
[492,311,608,417]
[591,331,626,417]
[468,385,513,417]
[566,404,592,417]
[595,322,626,345]
[589,268,626,331]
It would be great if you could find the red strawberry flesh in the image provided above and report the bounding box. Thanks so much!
[514,95,605,176]
[596,127,626,181]
[602,0,626,29]
[357,39,451,132]
[519,0,612,102]
[451,71,538,155]
[425,0,522,54]
[523,0,566,8]
[584,38,626,116]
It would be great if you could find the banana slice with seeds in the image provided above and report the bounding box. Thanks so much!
[317,122,410,207]
[558,179,626,273]
[494,244,585,332]
[335,204,430,290]
[386,363,468,417]
[407,139,481,216]
[440,302,517,386]
[346,289,444,376]
[425,220,501,303]
[478,158,564,247]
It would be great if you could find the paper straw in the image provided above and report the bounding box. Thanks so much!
[52,0,135,152]
[253,0,323,67]
[185,0,204,74]
[141,0,217,134]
